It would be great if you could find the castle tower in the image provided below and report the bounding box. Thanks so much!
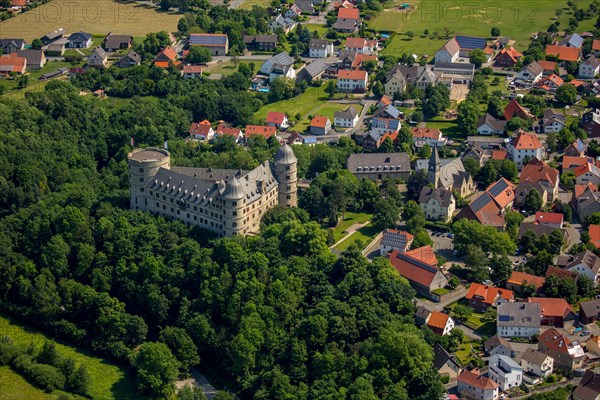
[274,143,298,207]
[428,144,440,189]
[222,176,246,236]
[128,148,170,211]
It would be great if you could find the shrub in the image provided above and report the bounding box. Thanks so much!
[28,363,66,391]
[0,338,20,366]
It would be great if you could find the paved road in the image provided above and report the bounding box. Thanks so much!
[176,368,220,399]
[330,220,370,249]
[415,286,468,312]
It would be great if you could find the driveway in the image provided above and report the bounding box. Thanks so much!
[176,368,219,399]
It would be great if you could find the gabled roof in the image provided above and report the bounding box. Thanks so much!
[387,245,439,287]
[155,46,177,62]
[182,64,202,73]
[345,37,367,48]
[526,297,574,319]
[439,38,460,56]
[266,111,287,125]
[573,370,600,400]
[458,369,499,390]
[539,328,584,357]
[546,266,577,280]
[427,311,451,330]
[507,271,545,289]
[309,39,331,50]
[267,52,294,67]
[455,35,487,50]
[583,55,600,69]
[351,53,377,69]
[590,224,600,248]
[67,32,92,42]
[520,158,558,186]
[380,229,413,250]
[546,45,580,62]
[522,61,543,76]
[433,343,460,370]
[310,115,330,128]
[0,52,26,72]
[104,33,132,49]
[189,119,213,136]
[485,335,513,353]
[559,33,584,48]
[89,47,107,59]
[337,6,359,19]
[491,150,508,160]
[466,283,513,305]
[337,69,367,80]
[579,299,600,319]
[504,99,533,121]
[245,125,277,138]
[301,59,327,78]
[418,186,454,207]
[537,60,557,71]
[334,105,358,120]
[412,127,442,140]
[574,162,600,179]
[566,250,600,274]
[496,47,522,63]
[477,113,506,132]
[485,177,516,209]
[521,348,550,366]
[594,40,600,51]
[497,302,541,328]
[189,33,228,46]
[534,211,563,225]
[118,51,141,64]
[455,191,504,227]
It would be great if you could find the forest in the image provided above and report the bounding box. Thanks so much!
[0,79,444,399]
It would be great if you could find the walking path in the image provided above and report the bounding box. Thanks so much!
[330,220,371,249]
[176,368,220,399]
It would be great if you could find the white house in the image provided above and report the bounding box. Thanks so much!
[419,187,455,223]
[426,311,455,336]
[521,349,553,378]
[497,302,541,338]
[575,162,600,186]
[536,110,566,134]
[260,52,296,82]
[435,38,460,64]
[189,120,215,141]
[565,250,600,286]
[457,370,499,400]
[344,37,378,54]
[308,39,334,58]
[506,130,544,168]
[337,69,368,93]
[334,106,359,128]
[266,112,290,129]
[87,47,107,68]
[477,114,507,135]
[379,229,414,255]
[489,354,523,391]
[579,55,600,79]
[285,4,302,19]
[517,61,543,84]
[268,14,297,33]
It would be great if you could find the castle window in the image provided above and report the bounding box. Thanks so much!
[156,202,159,207]
[286,166,290,171]
[232,201,237,206]
[163,195,166,200]
[135,198,138,204]
[233,222,237,227]
[193,216,197,221]
[286,175,290,180]
[150,191,153,195]
[139,178,144,182]
[139,168,144,173]
[194,206,197,211]
[287,186,291,190]
[144,199,147,206]
[140,188,144,192]
[186,213,190,218]
[163,205,166,210]
[171,207,174,213]
[233,211,237,216]
[287,195,291,200]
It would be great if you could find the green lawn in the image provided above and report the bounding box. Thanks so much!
[204,60,252,76]
[381,35,443,57]
[464,312,497,337]
[64,35,105,57]
[331,212,372,242]
[372,0,595,51]
[304,24,329,39]
[0,366,57,400]
[293,102,363,132]
[254,84,329,123]
[454,343,473,365]
[426,118,465,140]
[334,223,380,252]
[2,60,79,99]
[0,314,139,400]
[240,0,271,9]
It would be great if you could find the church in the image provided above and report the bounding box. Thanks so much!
[128,144,298,237]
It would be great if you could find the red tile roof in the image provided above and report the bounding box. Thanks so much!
[310,115,330,128]
[0,53,26,73]
[486,177,516,209]
[491,150,508,160]
[512,130,542,150]
[590,224,600,248]
[520,158,558,186]
[245,125,276,138]
[546,266,577,280]
[266,111,287,125]
[189,119,212,137]
[575,183,599,198]
[337,7,359,19]
[507,271,545,289]
[546,45,580,62]
[345,37,367,48]
[563,156,590,170]
[182,65,202,73]
[216,123,241,138]
[527,297,574,318]
[427,311,450,331]
[497,47,522,62]
[352,53,377,69]
[337,69,367,80]
[537,60,557,71]
[379,95,392,106]
[387,245,439,287]
[466,283,514,306]
[10,0,26,6]
[594,40,600,51]
[458,370,499,390]
[539,328,582,354]
[534,211,563,225]
[412,127,442,140]
[504,99,533,121]
[155,46,177,62]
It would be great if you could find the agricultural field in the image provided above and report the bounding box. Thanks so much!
[373,0,597,52]
[239,0,271,9]
[0,314,139,400]
[0,0,181,41]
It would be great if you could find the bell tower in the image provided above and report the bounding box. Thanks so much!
[428,144,441,189]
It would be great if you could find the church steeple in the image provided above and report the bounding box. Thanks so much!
[428,145,440,188]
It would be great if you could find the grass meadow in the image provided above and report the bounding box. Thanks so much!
[0,313,139,400]
[0,0,181,41]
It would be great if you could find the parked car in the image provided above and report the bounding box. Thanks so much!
[580,330,591,337]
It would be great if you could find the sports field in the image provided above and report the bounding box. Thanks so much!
[374,0,596,52]
[0,0,181,41]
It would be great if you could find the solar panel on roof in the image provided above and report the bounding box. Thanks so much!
[487,179,508,197]
[498,315,510,322]
[455,36,486,50]
[470,192,493,212]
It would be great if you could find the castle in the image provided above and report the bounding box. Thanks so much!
[128,144,298,236]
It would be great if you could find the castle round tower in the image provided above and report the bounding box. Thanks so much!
[222,176,246,236]
[128,148,170,210]
[274,143,298,207]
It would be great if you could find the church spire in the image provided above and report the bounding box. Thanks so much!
[428,145,440,189]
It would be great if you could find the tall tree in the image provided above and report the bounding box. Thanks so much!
[134,342,179,398]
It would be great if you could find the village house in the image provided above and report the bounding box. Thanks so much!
[457,369,499,400]
[418,187,455,223]
[337,69,368,93]
[564,250,600,286]
[296,60,327,84]
[344,37,378,54]
[435,37,460,64]
[333,6,360,32]
[189,120,215,141]
[426,311,455,336]
[411,127,447,148]
[518,158,559,201]
[455,177,515,230]
[294,0,315,14]
[506,271,545,294]
[369,116,400,139]
[579,298,600,324]
[503,99,534,121]
[87,47,107,68]
[334,106,359,128]
[115,51,141,68]
[590,224,600,249]
[215,123,243,144]
[565,139,587,157]
[534,211,563,229]
[535,74,564,92]
[494,47,522,67]
[347,153,411,181]
[574,162,600,185]
[285,4,302,19]
[41,28,65,45]
[182,65,203,79]
[573,370,600,400]
[497,302,541,338]
[538,60,558,76]
[309,115,331,136]
[466,284,514,313]
[153,46,179,69]
[489,354,523,391]
[580,55,600,79]
[506,130,544,167]
[266,112,289,130]
[66,32,92,48]
[308,39,334,58]
[379,229,413,255]
[517,61,543,84]
[586,336,600,356]
[583,109,600,138]
[384,64,436,96]
[361,130,398,151]
[559,33,584,48]
[520,349,554,380]
[16,49,45,70]
[538,328,584,371]
[485,335,514,358]
[572,183,600,221]
[433,343,461,381]
[0,52,26,76]
[260,52,296,82]
[243,35,277,52]
[245,125,277,139]
[0,38,25,54]
[387,245,448,301]
[268,14,297,33]
[103,33,132,52]
[526,297,575,327]
[477,114,506,135]
[535,109,566,133]
[189,33,229,56]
